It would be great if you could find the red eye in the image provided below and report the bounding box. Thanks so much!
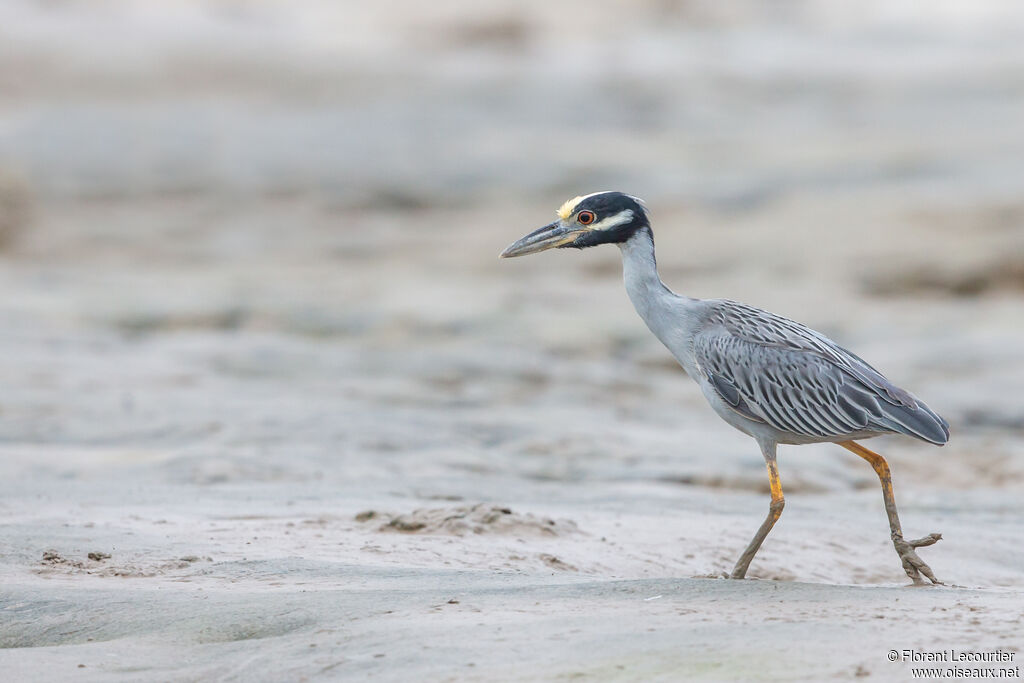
[577,211,595,225]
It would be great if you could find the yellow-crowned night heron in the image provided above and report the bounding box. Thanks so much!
[501,191,948,584]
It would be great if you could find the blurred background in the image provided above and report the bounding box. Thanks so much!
[2,0,1024,620]
[2,0,1024,677]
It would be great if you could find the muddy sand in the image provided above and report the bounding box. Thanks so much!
[2,1,1024,681]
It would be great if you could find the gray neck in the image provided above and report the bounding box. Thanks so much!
[618,227,701,368]
[619,227,671,318]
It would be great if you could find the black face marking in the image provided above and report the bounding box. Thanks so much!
[564,192,649,249]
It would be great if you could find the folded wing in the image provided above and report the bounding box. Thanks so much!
[694,301,949,445]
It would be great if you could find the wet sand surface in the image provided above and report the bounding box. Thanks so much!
[1,2,1023,681]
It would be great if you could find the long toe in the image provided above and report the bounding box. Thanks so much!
[908,533,942,548]
[895,535,943,586]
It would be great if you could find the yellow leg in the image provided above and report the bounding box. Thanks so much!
[839,440,942,585]
[731,451,784,579]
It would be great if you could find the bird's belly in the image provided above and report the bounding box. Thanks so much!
[696,379,762,438]
[653,340,764,438]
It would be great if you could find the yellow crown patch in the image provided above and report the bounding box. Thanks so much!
[557,195,585,220]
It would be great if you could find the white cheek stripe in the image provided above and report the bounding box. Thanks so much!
[589,209,633,232]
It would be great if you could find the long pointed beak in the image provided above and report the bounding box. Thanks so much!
[499,221,580,258]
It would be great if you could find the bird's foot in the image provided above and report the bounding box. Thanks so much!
[894,533,943,586]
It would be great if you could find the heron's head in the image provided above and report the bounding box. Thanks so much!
[500,191,649,258]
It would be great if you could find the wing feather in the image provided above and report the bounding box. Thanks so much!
[694,300,949,444]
